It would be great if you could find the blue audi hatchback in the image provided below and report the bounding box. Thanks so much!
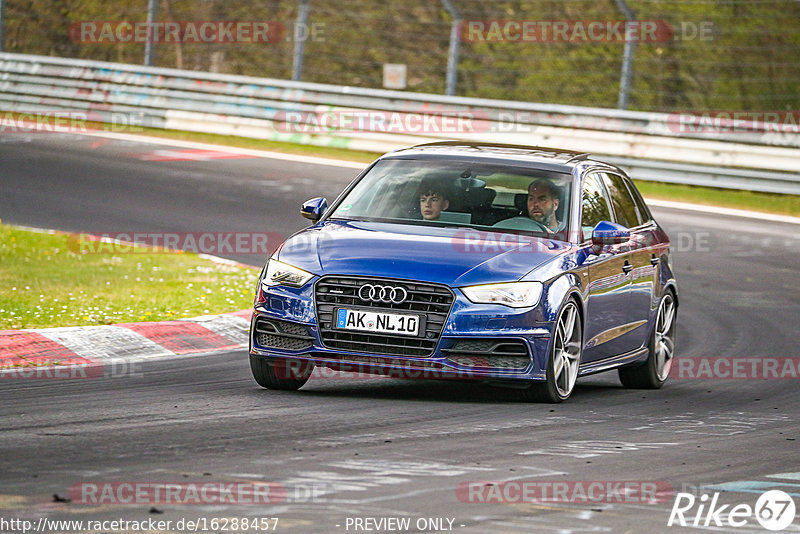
[250,142,678,402]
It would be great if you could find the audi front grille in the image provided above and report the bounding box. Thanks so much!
[315,276,454,357]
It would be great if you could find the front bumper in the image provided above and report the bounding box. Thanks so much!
[249,278,554,382]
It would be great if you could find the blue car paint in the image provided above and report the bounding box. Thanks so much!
[250,145,677,385]
[279,220,570,287]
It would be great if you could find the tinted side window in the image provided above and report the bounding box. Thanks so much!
[602,173,639,228]
[581,173,612,241]
[625,178,652,225]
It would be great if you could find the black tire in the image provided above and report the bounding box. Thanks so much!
[250,356,312,390]
[521,299,583,403]
[618,290,677,389]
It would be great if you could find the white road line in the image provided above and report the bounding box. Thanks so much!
[82,131,368,169]
[645,198,800,225]
[766,473,800,481]
[81,131,800,225]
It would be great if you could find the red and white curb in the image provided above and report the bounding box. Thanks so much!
[0,309,252,377]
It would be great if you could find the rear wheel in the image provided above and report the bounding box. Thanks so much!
[522,300,582,403]
[250,356,313,390]
[618,291,676,389]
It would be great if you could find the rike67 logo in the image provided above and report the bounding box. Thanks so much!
[668,490,796,531]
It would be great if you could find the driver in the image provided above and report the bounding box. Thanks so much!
[416,178,450,221]
[527,179,562,232]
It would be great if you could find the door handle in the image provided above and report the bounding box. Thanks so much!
[622,261,633,274]
[650,255,660,266]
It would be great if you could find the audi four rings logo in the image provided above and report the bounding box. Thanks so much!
[358,284,408,304]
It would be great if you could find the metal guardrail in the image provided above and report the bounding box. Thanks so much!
[1,52,799,194]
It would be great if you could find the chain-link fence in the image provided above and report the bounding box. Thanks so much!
[2,0,799,112]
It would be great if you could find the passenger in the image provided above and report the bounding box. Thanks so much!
[527,178,562,232]
[416,179,450,221]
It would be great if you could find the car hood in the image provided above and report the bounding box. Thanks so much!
[277,220,571,286]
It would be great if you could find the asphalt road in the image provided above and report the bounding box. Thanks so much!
[1,133,799,533]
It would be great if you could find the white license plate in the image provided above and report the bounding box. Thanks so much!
[335,308,421,337]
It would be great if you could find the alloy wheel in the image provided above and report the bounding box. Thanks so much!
[553,301,582,398]
[654,293,676,381]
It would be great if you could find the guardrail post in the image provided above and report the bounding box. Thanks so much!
[441,0,461,96]
[292,0,310,81]
[144,0,159,66]
[614,0,636,110]
[0,0,6,52]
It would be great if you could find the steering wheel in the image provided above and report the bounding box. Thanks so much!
[491,217,549,233]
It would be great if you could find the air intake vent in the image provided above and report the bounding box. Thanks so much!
[253,317,313,351]
[442,339,531,370]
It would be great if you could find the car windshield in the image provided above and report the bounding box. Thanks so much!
[329,158,573,239]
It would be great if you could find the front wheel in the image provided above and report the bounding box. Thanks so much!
[250,356,313,390]
[618,291,676,389]
[521,299,582,403]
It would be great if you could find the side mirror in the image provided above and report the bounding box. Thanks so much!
[591,221,630,254]
[300,197,327,222]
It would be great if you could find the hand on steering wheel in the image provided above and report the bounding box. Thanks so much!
[491,216,550,233]
[526,218,549,233]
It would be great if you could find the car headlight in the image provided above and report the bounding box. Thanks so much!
[261,259,313,288]
[461,281,543,308]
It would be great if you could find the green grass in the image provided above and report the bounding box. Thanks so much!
[138,125,800,217]
[1,110,380,163]
[0,225,258,330]
[7,110,798,215]
[635,181,800,217]
[9,110,800,217]
[133,125,380,164]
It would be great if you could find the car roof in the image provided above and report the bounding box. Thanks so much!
[382,141,593,170]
